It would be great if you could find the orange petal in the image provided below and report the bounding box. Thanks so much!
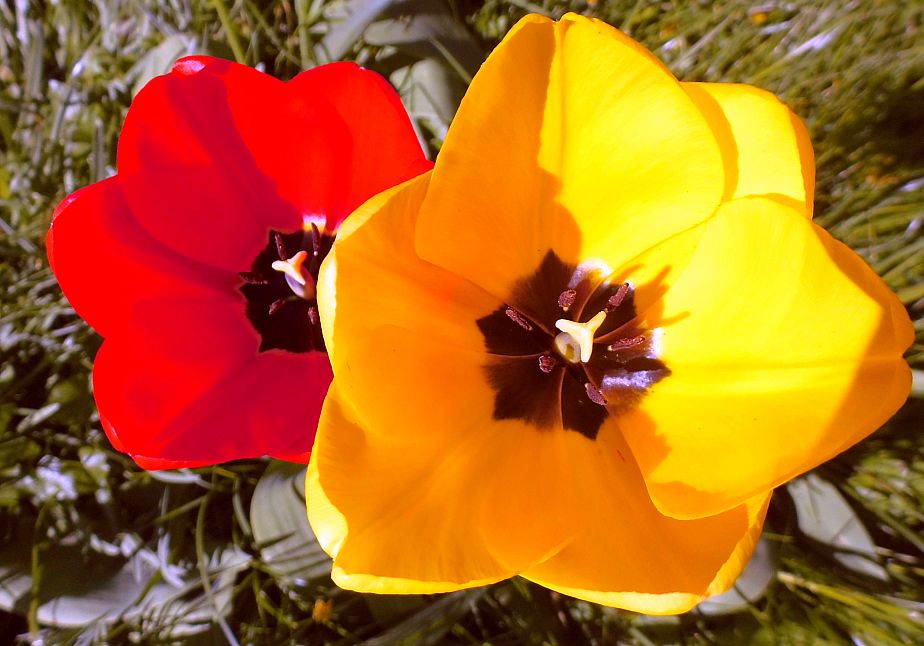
[317,172,496,363]
[523,426,770,614]
[307,381,580,592]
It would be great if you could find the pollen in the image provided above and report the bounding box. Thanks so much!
[554,310,606,363]
[271,250,315,299]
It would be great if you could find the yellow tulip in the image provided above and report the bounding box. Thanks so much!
[306,13,913,614]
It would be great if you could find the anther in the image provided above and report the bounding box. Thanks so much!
[538,354,556,373]
[557,289,577,311]
[310,222,322,255]
[505,307,533,331]
[608,335,645,351]
[238,271,269,285]
[274,232,288,261]
[268,298,289,316]
[605,283,630,313]
[307,305,320,326]
[585,382,607,406]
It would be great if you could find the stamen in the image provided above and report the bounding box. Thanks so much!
[554,310,607,363]
[271,250,315,299]
[585,382,607,406]
[505,307,533,331]
[538,354,556,373]
[274,232,289,261]
[310,222,322,256]
[608,335,645,351]
[268,298,289,316]
[557,289,577,311]
[242,226,334,355]
[238,271,269,285]
[605,283,630,312]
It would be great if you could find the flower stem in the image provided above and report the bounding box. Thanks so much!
[210,0,246,64]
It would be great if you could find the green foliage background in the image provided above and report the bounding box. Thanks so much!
[0,0,922,643]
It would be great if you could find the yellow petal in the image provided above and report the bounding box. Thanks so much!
[522,426,770,614]
[415,13,724,303]
[683,82,815,216]
[317,171,496,364]
[307,379,580,592]
[623,196,913,519]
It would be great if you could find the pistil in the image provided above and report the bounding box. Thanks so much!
[554,310,607,363]
[241,228,334,354]
[475,250,669,440]
[271,250,315,299]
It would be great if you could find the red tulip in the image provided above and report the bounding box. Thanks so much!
[47,57,432,469]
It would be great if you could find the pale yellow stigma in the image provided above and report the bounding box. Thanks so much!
[271,250,313,299]
[554,310,607,363]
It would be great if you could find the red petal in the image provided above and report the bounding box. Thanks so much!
[286,62,433,231]
[94,297,331,467]
[99,412,125,452]
[47,178,233,337]
[117,57,430,272]
[250,351,333,461]
[102,413,217,470]
[117,56,299,272]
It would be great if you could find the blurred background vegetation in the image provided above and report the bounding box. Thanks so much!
[1,0,922,644]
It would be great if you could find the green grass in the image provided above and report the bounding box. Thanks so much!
[1,0,922,643]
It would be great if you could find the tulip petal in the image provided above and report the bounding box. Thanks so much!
[119,57,430,273]
[307,384,512,592]
[287,62,433,231]
[244,350,333,461]
[320,173,581,566]
[683,82,815,216]
[46,178,233,337]
[118,57,298,271]
[522,427,770,614]
[415,13,724,303]
[318,172,496,363]
[94,297,330,467]
[311,318,587,584]
[622,197,913,519]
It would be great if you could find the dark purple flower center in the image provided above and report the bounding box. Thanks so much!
[239,226,333,354]
[477,250,669,440]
